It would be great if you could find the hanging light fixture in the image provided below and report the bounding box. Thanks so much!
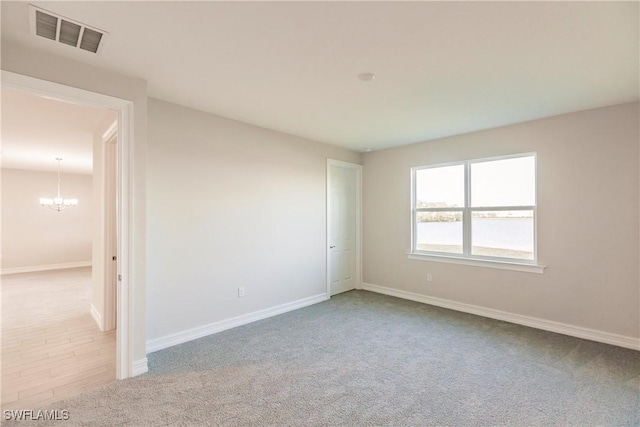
[39,158,78,211]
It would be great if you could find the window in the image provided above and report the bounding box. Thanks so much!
[412,154,536,263]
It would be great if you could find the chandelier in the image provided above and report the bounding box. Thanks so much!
[39,158,78,211]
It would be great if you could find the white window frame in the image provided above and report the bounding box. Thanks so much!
[410,153,546,274]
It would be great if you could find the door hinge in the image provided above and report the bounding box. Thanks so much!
[112,256,117,261]
[118,274,122,281]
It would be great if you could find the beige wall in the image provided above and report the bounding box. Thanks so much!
[2,43,148,365]
[3,40,636,362]
[146,99,361,340]
[1,169,92,269]
[363,102,640,339]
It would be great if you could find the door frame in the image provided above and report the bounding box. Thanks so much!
[326,159,363,297]
[2,70,135,379]
[102,121,118,332]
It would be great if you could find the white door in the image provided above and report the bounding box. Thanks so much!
[104,133,118,331]
[328,161,359,296]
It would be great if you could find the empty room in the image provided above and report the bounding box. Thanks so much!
[1,87,119,409]
[1,1,638,426]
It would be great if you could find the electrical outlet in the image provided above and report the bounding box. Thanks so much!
[427,273,433,282]
[238,287,245,297]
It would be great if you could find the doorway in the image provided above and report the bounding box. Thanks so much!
[2,70,136,380]
[0,86,119,408]
[327,159,362,296]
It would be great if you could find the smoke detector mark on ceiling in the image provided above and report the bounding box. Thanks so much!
[29,5,107,54]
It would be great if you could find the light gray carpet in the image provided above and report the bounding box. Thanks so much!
[7,290,640,426]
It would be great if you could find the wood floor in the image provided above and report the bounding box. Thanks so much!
[1,267,115,409]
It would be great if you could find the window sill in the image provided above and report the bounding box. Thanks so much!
[407,253,546,274]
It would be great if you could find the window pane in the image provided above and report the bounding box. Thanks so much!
[416,211,463,254]
[416,165,464,208]
[471,210,534,260]
[471,156,535,207]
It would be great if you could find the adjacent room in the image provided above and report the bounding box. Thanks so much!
[1,1,638,425]
[1,88,119,409]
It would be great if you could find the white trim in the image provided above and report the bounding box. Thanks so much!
[326,159,363,296]
[147,294,328,353]
[361,282,640,351]
[117,94,135,380]
[102,120,118,141]
[407,253,546,274]
[132,358,148,376]
[90,304,103,330]
[0,261,92,275]
[2,70,136,379]
[102,126,118,333]
[2,71,127,110]
[463,161,470,257]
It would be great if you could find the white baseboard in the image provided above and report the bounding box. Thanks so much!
[90,304,103,331]
[146,293,329,354]
[362,282,640,351]
[132,358,148,376]
[1,261,92,275]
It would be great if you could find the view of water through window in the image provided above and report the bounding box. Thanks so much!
[414,155,536,261]
[416,216,534,260]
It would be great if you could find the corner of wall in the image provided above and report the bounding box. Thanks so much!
[90,303,104,331]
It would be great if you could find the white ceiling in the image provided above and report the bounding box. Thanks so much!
[1,1,638,152]
[1,87,116,174]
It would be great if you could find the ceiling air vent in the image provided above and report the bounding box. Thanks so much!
[29,5,107,54]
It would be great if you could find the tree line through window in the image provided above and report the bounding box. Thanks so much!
[412,154,536,261]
